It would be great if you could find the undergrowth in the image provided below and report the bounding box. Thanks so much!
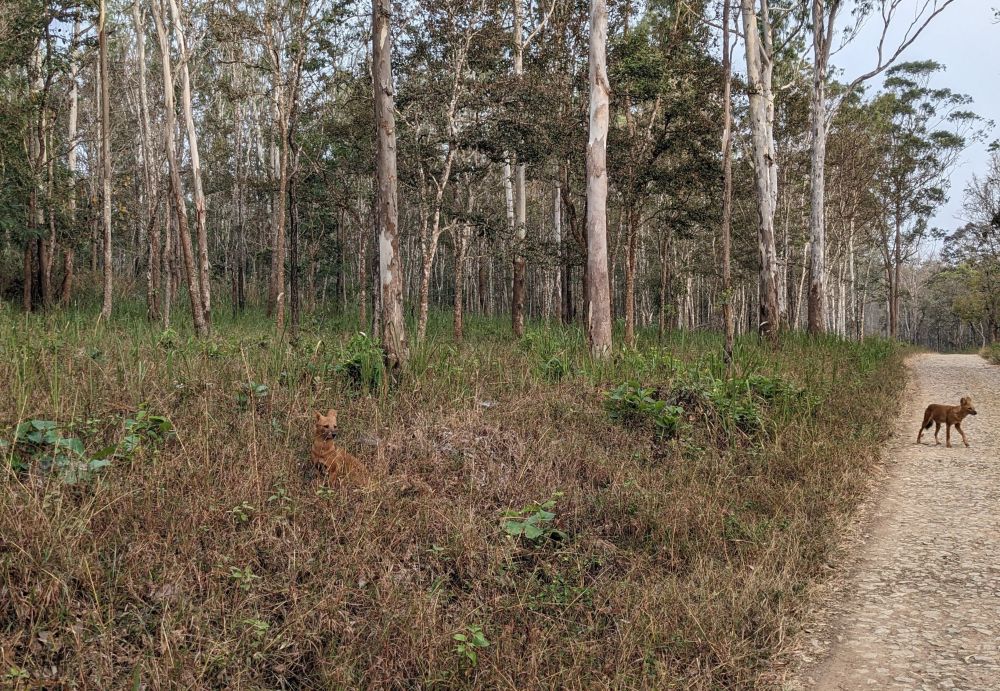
[982,342,1000,365]
[0,302,904,688]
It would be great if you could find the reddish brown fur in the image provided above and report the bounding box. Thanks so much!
[917,396,978,448]
[312,409,366,484]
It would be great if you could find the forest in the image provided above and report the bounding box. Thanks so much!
[1,0,998,687]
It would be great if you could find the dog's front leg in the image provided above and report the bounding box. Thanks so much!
[957,422,969,447]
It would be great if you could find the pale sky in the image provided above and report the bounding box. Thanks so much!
[831,0,999,238]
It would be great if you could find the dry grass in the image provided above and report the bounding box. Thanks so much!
[0,305,904,688]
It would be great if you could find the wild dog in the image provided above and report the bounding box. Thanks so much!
[311,409,366,484]
[917,396,978,448]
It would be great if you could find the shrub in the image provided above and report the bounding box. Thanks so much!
[605,383,684,438]
[335,332,385,391]
[982,342,1000,365]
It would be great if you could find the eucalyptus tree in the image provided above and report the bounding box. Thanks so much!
[739,0,782,336]
[806,0,957,335]
[151,0,209,336]
[871,61,981,339]
[373,0,409,368]
[586,0,611,357]
[943,153,1000,342]
[98,0,113,321]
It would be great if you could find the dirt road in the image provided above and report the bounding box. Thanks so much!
[796,354,1000,690]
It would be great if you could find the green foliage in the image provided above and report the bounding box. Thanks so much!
[230,502,255,524]
[228,566,261,591]
[120,408,174,456]
[237,381,269,410]
[605,383,684,438]
[452,625,490,666]
[5,419,108,483]
[502,494,567,543]
[983,343,1000,365]
[157,329,180,350]
[540,354,570,382]
[334,332,385,392]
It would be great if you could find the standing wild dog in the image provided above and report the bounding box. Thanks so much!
[917,396,978,447]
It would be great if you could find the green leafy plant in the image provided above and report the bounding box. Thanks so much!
[120,409,174,456]
[334,332,385,391]
[605,383,684,438]
[540,354,570,382]
[229,566,260,591]
[453,624,490,666]
[156,328,179,350]
[236,381,269,410]
[243,618,270,640]
[230,502,254,524]
[7,419,110,483]
[502,494,567,542]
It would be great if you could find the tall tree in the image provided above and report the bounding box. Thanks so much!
[132,1,159,321]
[168,0,211,324]
[509,0,554,338]
[151,0,209,336]
[721,0,735,362]
[807,0,957,335]
[872,61,977,339]
[740,0,781,336]
[373,0,409,368]
[98,0,113,321]
[586,0,611,357]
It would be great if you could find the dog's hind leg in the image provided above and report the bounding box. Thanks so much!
[934,421,941,445]
[946,423,952,448]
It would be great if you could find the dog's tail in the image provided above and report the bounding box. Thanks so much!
[922,418,933,430]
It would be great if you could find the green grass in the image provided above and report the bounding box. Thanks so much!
[0,302,904,688]
[982,342,1000,365]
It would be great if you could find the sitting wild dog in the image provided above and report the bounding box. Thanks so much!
[917,396,978,448]
[312,409,366,484]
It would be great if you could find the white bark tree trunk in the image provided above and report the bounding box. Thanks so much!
[721,0,735,362]
[98,0,113,321]
[62,19,81,307]
[807,0,840,335]
[152,0,208,337]
[740,0,781,337]
[133,1,160,321]
[586,0,612,357]
[373,0,409,369]
[168,0,211,324]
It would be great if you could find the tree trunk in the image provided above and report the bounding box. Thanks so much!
[553,181,563,323]
[167,0,210,324]
[289,145,300,336]
[586,0,612,358]
[98,0,113,322]
[152,0,207,337]
[63,20,81,308]
[373,0,409,369]
[807,0,839,335]
[133,2,160,321]
[890,218,901,339]
[740,0,780,337]
[721,0,735,363]
[624,209,637,346]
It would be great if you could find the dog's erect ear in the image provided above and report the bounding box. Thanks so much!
[328,408,337,417]
[960,397,970,406]
[315,411,322,421]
